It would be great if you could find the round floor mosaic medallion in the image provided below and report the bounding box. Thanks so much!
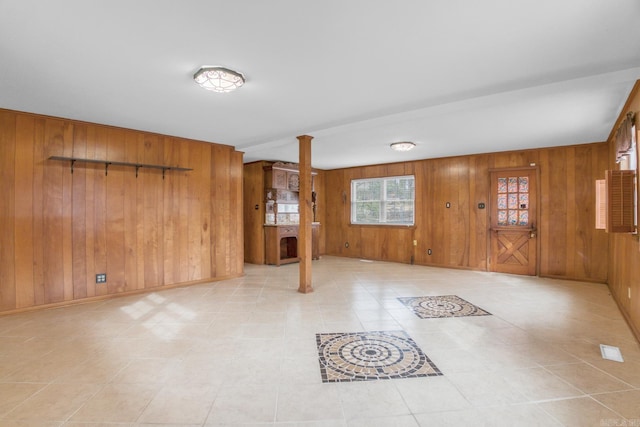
[316,330,441,382]
[397,295,491,319]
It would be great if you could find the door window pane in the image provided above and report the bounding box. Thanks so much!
[496,174,529,226]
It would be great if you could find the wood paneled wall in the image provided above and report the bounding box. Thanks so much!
[324,143,609,282]
[0,109,243,314]
[243,162,266,264]
[607,81,640,340]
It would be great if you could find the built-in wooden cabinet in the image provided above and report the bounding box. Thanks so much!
[265,165,302,191]
[264,224,320,265]
[243,160,323,266]
[264,162,316,226]
[261,162,319,266]
[265,167,287,189]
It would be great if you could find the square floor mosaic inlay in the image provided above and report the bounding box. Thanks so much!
[397,295,492,319]
[315,330,442,383]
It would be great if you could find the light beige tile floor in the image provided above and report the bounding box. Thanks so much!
[0,256,639,426]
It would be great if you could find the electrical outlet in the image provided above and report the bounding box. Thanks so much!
[413,240,417,246]
[96,273,107,284]
[629,287,632,299]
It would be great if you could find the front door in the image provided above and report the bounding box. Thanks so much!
[489,168,537,275]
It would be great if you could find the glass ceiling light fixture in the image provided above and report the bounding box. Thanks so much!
[193,66,245,93]
[390,141,416,152]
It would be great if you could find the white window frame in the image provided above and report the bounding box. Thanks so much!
[350,175,415,226]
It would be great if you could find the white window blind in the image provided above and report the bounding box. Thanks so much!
[351,175,415,225]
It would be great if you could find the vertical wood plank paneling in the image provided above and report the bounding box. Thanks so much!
[162,137,178,285]
[564,147,577,276]
[471,155,490,269]
[211,144,232,276]
[187,142,203,280]
[92,126,108,297]
[14,115,35,308]
[538,149,550,276]
[324,168,345,256]
[42,119,66,303]
[71,124,88,299]
[0,111,16,310]
[142,134,164,288]
[432,160,447,265]
[572,146,588,277]
[451,158,468,266]
[177,140,190,282]
[123,129,139,292]
[546,148,568,276]
[135,133,146,290]
[232,151,244,274]
[199,142,213,279]
[324,144,608,282]
[106,128,126,294]
[61,121,74,301]
[243,162,266,264]
[32,118,46,305]
[1,108,244,315]
[461,158,472,265]
[83,125,99,298]
[441,159,453,265]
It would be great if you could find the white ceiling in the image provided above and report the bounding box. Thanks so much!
[1,0,639,170]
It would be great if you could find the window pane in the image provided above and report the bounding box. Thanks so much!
[495,173,530,228]
[498,178,507,193]
[385,201,414,223]
[351,175,415,225]
[518,210,529,226]
[355,180,381,201]
[497,194,507,209]
[354,201,380,223]
[498,210,507,225]
[385,177,414,200]
[518,177,529,192]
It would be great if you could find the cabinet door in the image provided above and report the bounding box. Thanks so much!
[272,169,287,189]
[287,172,300,191]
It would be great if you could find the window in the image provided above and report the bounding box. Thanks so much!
[351,175,415,225]
[598,113,638,233]
[618,123,637,171]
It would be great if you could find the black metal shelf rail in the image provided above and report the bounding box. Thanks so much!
[49,156,193,179]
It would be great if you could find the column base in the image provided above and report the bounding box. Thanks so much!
[297,284,314,294]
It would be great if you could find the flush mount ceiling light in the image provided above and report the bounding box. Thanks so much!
[390,141,416,152]
[193,66,245,93]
